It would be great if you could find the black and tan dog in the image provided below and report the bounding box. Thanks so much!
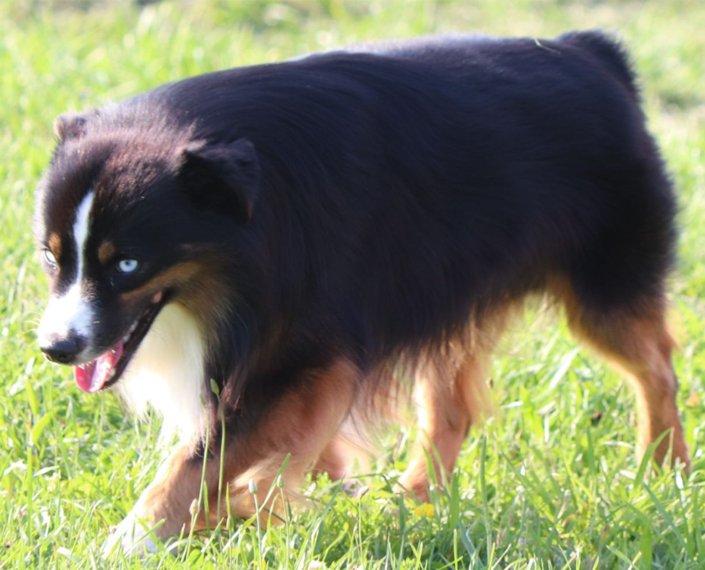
[35,31,688,553]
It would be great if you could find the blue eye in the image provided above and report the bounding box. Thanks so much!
[116,258,139,273]
[42,249,57,268]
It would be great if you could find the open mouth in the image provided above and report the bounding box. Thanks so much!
[74,291,166,393]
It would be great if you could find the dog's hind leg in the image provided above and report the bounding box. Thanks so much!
[399,307,512,500]
[558,284,689,469]
[398,353,486,500]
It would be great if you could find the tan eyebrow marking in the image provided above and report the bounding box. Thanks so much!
[48,232,62,258]
[98,241,117,265]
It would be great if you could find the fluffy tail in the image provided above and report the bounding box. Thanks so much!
[559,30,639,98]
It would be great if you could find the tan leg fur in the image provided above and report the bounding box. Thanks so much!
[104,358,359,554]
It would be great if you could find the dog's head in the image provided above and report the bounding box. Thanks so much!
[35,110,260,392]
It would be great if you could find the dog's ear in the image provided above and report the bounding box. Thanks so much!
[179,138,261,223]
[53,111,96,142]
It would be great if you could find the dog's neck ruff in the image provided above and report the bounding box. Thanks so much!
[115,303,207,444]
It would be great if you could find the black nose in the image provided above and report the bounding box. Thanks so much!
[39,335,85,364]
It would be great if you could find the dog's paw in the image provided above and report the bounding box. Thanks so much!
[102,511,159,558]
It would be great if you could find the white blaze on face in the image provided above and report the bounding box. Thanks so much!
[38,191,95,351]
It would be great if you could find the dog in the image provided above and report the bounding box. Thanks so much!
[35,31,689,553]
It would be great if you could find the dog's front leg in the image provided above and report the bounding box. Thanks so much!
[104,357,359,556]
[103,444,218,556]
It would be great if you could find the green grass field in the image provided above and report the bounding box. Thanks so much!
[2,0,705,567]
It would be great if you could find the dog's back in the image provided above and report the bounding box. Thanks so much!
[145,31,674,367]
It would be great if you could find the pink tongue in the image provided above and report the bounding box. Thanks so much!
[74,341,125,393]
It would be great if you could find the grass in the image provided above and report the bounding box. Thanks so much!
[1,0,705,567]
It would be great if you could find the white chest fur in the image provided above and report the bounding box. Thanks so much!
[115,303,207,443]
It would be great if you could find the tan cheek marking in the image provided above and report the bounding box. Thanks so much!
[118,261,206,305]
[48,232,62,259]
[98,241,116,265]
